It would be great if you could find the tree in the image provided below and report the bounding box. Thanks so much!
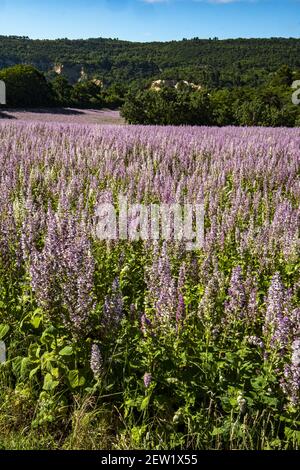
[121,88,213,126]
[211,89,235,126]
[188,91,213,125]
[103,83,127,109]
[120,90,149,124]
[0,65,54,107]
[270,65,293,87]
[51,75,72,106]
[71,81,103,108]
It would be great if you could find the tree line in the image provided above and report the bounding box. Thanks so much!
[0,64,299,127]
[122,67,300,127]
[0,65,125,109]
[1,36,300,88]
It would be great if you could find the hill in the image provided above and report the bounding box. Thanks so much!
[1,35,300,87]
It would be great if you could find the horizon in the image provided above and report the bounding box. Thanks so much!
[1,34,300,43]
[0,0,299,42]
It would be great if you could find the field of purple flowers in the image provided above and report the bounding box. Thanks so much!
[0,108,124,125]
[0,122,299,449]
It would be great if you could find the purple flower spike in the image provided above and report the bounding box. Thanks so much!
[143,372,152,389]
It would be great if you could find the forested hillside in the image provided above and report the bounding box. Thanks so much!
[1,36,300,126]
[1,35,300,86]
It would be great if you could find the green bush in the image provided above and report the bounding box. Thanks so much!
[0,65,55,107]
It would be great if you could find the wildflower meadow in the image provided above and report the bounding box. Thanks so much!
[0,122,299,449]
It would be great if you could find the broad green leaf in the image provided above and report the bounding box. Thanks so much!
[41,351,55,371]
[12,356,23,377]
[140,395,150,410]
[211,427,225,436]
[0,324,10,340]
[68,369,86,389]
[29,365,40,379]
[30,315,42,329]
[50,367,59,378]
[59,346,73,356]
[20,357,34,378]
[43,373,59,391]
[41,330,54,345]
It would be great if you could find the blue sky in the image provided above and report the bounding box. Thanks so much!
[0,0,299,41]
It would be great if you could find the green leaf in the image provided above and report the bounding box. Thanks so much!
[50,367,59,378]
[140,395,150,410]
[20,357,33,378]
[68,369,86,389]
[40,327,55,345]
[43,373,59,391]
[29,365,40,379]
[59,346,73,356]
[125,398,137,408]
[211,427,225,436]
[30,315,42,329]
[41,351,56,371]
[285,427,300,445]
[166,377,179,384]
[0,324,10,340]
[12,356,23,377]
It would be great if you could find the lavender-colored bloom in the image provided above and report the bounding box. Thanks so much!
[29,211,95,336]
[264,273,284,335]
[263,273,297,355]
[247,286,258,320]
[291,339,300,367]
[103,278,124,328]
[145,244,189,331]
[243,271,259,324]
[272,316,293,353]
[246,336,264,349]
[225,266,246,321]
[141,313,152,335]
[143,372,152,389]
[198,269,221,326]
[90,343,103,380]
[145,243,177,324]
[199,282,213,320]
[280,339,300,406]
